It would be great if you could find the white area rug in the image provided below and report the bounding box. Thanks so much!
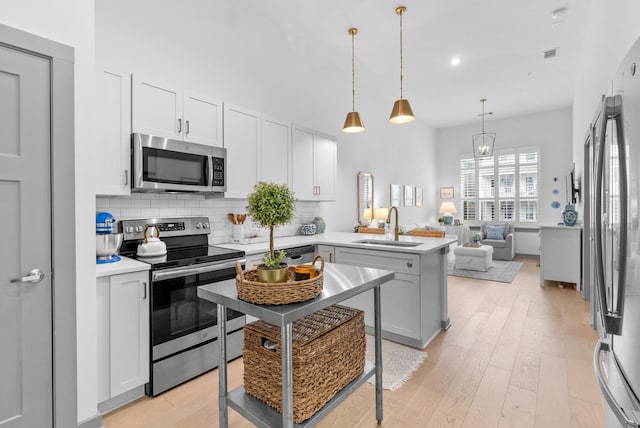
[364,334,427,391]
[448,260,523,283]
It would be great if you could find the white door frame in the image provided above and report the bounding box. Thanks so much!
[0,23,77,428]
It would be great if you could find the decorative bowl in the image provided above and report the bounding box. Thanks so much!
[300,223,317,235]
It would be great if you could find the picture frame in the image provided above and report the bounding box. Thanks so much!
[390,184,402,206]
[404,185,414,207]
[440,186,454,199]
[415,187,423,207]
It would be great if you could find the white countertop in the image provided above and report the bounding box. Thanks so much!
[217,231,457,256]
[539,223,583,230]
[96,256,150,277]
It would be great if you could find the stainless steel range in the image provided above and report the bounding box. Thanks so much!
[119,217,246,396]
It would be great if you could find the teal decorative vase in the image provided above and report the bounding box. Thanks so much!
[561,204,578,226]
[312,217,326,234]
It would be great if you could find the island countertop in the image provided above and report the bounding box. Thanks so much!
[217,231,457,257]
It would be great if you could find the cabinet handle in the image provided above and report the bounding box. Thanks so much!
[330,253,333,263]
[178,118,182,133]
[317,186,320,195]
[406,261,413,268]
[123,169,128,186]
[142,282,147,300]
[185,120,190,134]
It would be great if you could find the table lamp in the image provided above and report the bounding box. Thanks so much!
[439,202,457,225]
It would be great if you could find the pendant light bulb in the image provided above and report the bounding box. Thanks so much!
[390,6,415,124]
[343,27,365,133]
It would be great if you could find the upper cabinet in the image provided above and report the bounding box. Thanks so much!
[95,68,132,196]
[223,103,260,199]
[291,125,337,201]
[132,75,222,147]
[260,114,291,186]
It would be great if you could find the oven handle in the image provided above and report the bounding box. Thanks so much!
[152,258,246,282]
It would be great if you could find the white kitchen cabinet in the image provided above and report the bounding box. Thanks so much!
[95,68,131,196]
[316,245,335,263]
[97,271,149,409]
[540,225,582,287]
[291,125,337,201]
[260,114,291,186]
[244,252,265,269]
[223,103,260,199]
[132,75,222,146]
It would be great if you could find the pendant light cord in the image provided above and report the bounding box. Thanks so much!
[399,9,404,99]
[351,30,356,112]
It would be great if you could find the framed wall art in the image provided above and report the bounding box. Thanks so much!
[404,185,414,207]
[390,184,402,206]
[439,186,454,199]
[415,187,423,207]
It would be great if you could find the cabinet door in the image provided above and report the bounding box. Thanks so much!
[109,272,149,397]
[224,104,259,199]
[132,75,182,140]
[183,90,223,147]
[316,245,335,263]
[260,115,290,185]
[96,69,131,195]
[314,132,337,201]
[245,253,264,269]
[291,126,316,200]
[380,273,421,338]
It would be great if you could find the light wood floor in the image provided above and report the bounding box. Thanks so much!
[103,257,606,428]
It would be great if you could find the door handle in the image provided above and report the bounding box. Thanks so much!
[178,118,182,133]
[185,120,190,134]
[11,269,45,284]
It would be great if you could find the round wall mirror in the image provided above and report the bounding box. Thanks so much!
[357,171,374,225]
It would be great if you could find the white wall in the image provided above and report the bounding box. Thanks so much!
[572,0,640,217]
[0,1,97,424]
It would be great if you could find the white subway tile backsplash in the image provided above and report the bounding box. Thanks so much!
[96,194,322,243]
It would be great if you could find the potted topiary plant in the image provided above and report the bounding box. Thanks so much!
[246,181,296,283]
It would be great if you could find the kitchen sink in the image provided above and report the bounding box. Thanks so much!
[353,239,422,248]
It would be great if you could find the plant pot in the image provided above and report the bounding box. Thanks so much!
[256,264,289,283]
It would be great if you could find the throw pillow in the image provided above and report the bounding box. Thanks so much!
[486,224,506,240]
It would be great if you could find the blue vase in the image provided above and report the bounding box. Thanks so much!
[561,204,578,226]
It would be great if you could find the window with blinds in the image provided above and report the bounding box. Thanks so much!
[459,148,540,224]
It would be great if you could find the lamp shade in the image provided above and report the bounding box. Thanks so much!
[343,111,365,133]
[439,202,458,215]
[374,207,389,220]
[363,207,373,221]
[389,98,415,124]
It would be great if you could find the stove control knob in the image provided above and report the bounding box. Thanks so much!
[203,222,209,229]
[126,226,134,234]
[135,226,143,233]
[195,222,202,229]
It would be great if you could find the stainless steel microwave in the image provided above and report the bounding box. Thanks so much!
[131,133,226,194]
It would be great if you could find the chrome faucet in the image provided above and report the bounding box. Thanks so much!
[386,206,399,241]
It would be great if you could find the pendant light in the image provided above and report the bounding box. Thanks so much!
[472,98,496,158]
[389,6,415,124]
[343,27,365,133]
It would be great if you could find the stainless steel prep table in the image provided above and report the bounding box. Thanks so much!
[198,263,395,428]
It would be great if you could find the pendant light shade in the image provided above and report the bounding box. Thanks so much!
[343,27,365,133]
[389,6,415,124]
[472,99,496,158]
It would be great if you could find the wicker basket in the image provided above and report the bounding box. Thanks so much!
[236,255,324,305]
[243,305,365,423]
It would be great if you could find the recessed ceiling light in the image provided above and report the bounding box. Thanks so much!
[451,57,461,66]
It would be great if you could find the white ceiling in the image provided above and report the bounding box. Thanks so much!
[236,0,590,129]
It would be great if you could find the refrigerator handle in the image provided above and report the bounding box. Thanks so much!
[594,340,640,427]
[594,96,609,333]
[613,95,628,329]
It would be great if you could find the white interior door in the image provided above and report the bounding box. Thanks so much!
[0,44,53,427]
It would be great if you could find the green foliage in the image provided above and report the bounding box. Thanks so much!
[472,233,482,242]
[261,249,286,269]
[246,182,296,229]
[246,182,296,266]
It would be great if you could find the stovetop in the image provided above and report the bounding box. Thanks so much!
[129,245,245,270]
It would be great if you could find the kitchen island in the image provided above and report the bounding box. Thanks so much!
[219,232,456,349]
[198,263,395,428]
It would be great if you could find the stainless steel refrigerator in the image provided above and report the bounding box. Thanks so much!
[591,36,640,427]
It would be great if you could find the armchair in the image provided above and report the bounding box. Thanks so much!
[479,223,515,261]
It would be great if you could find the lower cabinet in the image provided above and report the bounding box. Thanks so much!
[316,244,335,263]
[331,246,444,349]
[97,271,149,410]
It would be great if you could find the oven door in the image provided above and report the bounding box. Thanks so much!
[132,133,226,193]
[150,259,245,361]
